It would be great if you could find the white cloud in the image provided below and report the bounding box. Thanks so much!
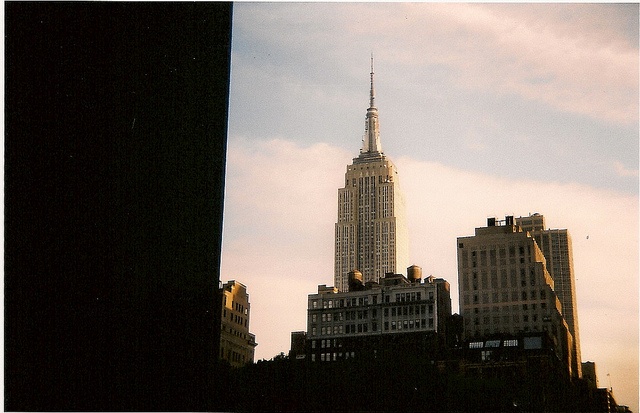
[222,139,638,412]
[235,3,638,125]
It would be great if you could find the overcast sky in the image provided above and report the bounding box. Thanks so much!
[221,3,638,410]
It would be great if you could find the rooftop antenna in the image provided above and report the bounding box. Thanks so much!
[369,52,375,109]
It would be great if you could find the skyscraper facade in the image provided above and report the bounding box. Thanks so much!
[457,216,578,377]
[334,59,409,292]
[516,213,582,377]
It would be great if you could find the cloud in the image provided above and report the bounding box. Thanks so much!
[222,138,638,412]
[395,3,638,124]
[234,3,638,126]
[614,161,639,178]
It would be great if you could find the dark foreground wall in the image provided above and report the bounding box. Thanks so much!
[227,356,613,412]
[5,3,232,410]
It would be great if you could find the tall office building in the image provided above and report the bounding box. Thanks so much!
[516,213,581,376]
[334,59,409,292]
[457,216,578,377]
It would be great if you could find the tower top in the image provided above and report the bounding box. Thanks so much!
[369,53,375,109]
[360,54,382,156]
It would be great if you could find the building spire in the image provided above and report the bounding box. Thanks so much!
[369,53,375,109]
[361,54,382,155]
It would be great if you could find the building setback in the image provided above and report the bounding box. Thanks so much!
[457,216,578,378]
[334,57,409,292]
[303,266,452,362]
[219,280,257,367]
[516,213,582,377]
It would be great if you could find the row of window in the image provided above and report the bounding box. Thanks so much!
[468,303,547,314]
[385,318,433,331]
[462,289,548,305]
[468,339,518,349]
[468,324,548,337]
[221,324,250,340]
[222,309,248,327]
[468,313,549,326]
[310,317,435,336]
[461,266,541,292]
[311,290,434,310]
[311,352,356,362]
[220,346,248,364]
[312,296,375,309]
[311,304,434,325]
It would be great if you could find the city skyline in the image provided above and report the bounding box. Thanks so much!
[221,3,638,410]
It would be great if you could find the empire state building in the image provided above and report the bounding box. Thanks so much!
[334,59,409,292]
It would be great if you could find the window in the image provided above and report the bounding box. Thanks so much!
[469,341,483,349]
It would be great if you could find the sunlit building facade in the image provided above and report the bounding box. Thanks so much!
[516,213,582,377]
[334,58,409,292]
[306,267,451,362]
[457,216,578,377]
[219,280,257,367]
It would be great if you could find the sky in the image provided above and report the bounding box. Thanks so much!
[221,3,639,410]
